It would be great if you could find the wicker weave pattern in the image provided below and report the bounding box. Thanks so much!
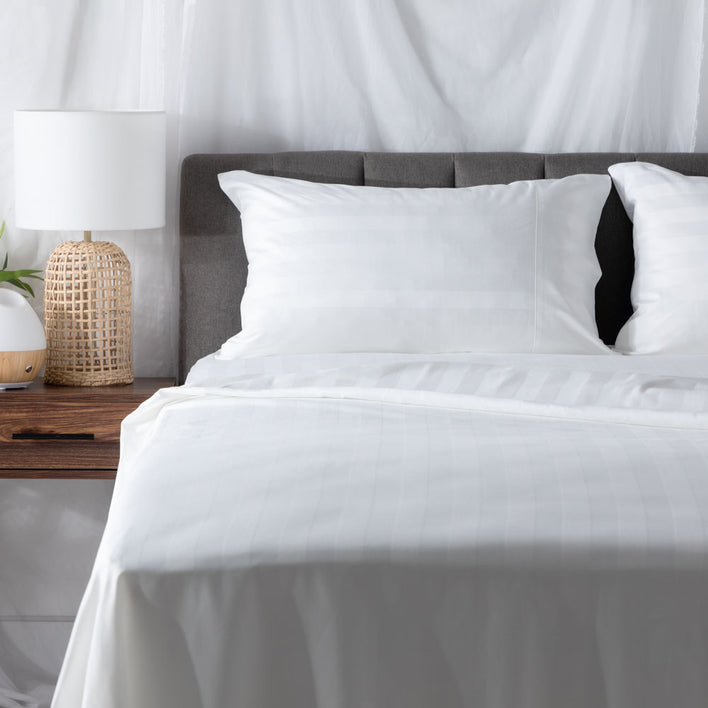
[44,241,133,386]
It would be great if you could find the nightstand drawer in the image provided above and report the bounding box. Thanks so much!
[0,378,174,475]
[0,439,120,469]
[0,399,126,441]
[0,397,127,469]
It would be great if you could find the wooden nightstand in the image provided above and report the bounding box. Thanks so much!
[0,378,174,478]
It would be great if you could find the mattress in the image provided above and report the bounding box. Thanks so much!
[52,352,708,708]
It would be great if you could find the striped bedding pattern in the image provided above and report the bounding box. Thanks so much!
[54,352,708,708]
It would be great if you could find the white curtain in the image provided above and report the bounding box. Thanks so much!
[0,1,705,705]
[177,0,704,155]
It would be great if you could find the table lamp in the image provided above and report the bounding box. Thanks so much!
[14,109,166,386]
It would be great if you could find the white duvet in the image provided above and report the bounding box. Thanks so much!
[53,353,708,708]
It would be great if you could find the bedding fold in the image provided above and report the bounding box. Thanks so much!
[140,358,708,434]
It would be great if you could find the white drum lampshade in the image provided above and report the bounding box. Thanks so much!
[14,110,166,386]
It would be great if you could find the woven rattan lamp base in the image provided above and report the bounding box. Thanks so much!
[44,240,133,386]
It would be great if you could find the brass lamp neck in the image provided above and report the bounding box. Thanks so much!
[83,230,92,243]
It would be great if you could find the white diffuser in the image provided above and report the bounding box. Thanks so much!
[0,290,46,389]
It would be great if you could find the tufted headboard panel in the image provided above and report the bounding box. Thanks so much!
[179,151,708,382]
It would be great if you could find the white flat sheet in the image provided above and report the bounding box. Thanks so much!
[53,353,708,708]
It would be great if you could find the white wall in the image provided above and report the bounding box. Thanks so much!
[0,479,113,705]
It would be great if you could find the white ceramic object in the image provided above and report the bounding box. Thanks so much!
[0,289,46,389]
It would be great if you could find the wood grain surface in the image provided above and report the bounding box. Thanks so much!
[0,349,46,384]
[0,378,174,475]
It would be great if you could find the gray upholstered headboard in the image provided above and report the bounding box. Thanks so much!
[179,151,708,383]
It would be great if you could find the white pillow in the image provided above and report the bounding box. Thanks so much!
[609,162,708,354]
[217,170,611,357]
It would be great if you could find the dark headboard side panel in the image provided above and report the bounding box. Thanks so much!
[179,151,708,382]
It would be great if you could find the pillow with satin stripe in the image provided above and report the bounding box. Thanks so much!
[610,162,708,354]
[217,170,611,357]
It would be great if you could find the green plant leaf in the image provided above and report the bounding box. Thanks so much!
[2,268,43,279]
[0,221,42,297]
[0,271,42,297]
[4,278,34,297]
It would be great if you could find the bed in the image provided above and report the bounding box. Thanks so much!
[52,152,708,708]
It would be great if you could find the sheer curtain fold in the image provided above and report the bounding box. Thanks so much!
[176,0,704,155]
[0,1,705,705]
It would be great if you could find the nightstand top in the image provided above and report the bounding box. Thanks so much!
[0,377,175,400]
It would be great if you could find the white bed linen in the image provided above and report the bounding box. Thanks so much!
[53,352,708,708]
[217,171,610,356]
[609,161,708,354]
